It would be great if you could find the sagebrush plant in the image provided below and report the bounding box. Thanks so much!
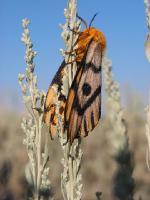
[19,19,52,200]
[19,0,83,199]
[59,0,83,199]
[102,57,135,200]
[146,95,150,170]
[144,0,150,170]
[144,0,150,62]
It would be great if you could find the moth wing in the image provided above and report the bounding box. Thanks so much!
[65,67,84,142]
[43,60,66,139]
[65,41,102,143]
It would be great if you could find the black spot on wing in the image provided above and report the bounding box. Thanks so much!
[82,83,91,96]
[75,85,101,116]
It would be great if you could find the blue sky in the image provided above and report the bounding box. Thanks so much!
[0,0,149,110]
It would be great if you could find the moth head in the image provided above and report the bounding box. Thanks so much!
[76,14,106,62]
[81,27,106,50]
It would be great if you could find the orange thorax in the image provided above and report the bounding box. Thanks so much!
[75,27,106,62]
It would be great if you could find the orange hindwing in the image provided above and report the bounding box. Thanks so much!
[43,61,66,139]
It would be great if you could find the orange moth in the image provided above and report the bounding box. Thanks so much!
[43,14,106,143]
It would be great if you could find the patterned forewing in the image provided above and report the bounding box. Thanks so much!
[65,67,84,141]
[65,40,102,143]
[79,67,101,136]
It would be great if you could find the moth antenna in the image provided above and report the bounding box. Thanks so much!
[77,13,88,28]
[89,12,99,28]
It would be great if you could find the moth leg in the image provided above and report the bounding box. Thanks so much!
[64,43,81,55]
[66,59,77,65]
[64,45,84,55]
[68,25,80,35]
[64,50,76,56]
[65,53,83,65]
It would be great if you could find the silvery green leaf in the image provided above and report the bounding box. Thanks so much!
[25,162,34,185]
[40,92,46,106]
[21,84,27,94]
[23,139,27,145]
[22,18,30,28]
[18,73,25,81]
[145,33,150,63]
[33,75,37,85]
[144,0,149,4]
[24,28,29,36]
[64,8,69,18]
[23,95,31,103]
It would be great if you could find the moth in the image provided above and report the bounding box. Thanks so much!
[43,14,106,144]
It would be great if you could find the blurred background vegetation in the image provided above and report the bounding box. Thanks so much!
[0,90,149,200]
